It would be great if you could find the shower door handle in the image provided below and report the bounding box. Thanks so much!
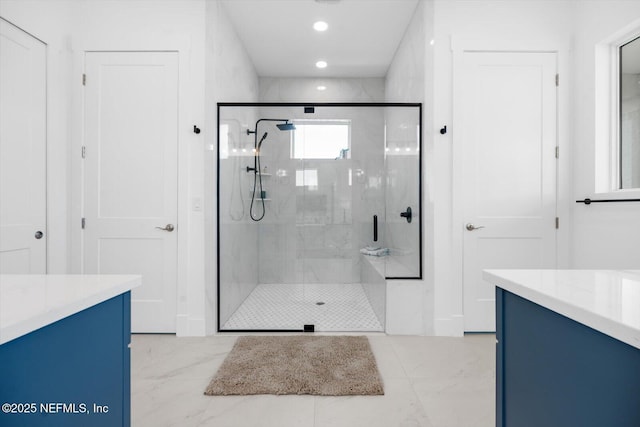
[373,215,378,242]
[400,207,412,223]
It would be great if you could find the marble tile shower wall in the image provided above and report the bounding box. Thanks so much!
[218,108,260,325]
[258,77,385,103]
[384,107,421,277]
[256,106,386,284]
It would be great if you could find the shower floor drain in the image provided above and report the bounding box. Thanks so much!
[316,302,325,306]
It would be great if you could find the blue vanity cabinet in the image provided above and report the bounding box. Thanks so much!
[0,292,132,427]
[496,288,640,427]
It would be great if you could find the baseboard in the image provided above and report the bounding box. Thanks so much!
[176,315,206,337]
[434,315,464,336]
[176,314,188,336]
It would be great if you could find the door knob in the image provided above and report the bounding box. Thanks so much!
[34,231,44,239]
[465,223,485,231]
[156,224,175,232]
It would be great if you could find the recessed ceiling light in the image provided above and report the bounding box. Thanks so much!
[315,60,327,69]
[313,21,328,32]
[317,85,327,91]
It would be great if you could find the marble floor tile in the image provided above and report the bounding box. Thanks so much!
[132,378,211,427]
[130,333,496,427]
[389,335,495,380]
[314,378,435,427]
[411,376,495,427]
[131,335,236,381]
[200,395,316,427]
[367,335,409,380]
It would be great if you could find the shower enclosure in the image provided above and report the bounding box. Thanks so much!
[217,103,421,332]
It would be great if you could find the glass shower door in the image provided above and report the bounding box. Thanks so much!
[217,103,421,332]
[294,106,387,331]
[383,105,422,279]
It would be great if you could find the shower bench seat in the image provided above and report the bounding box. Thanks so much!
[360,253,424,335]
[361,251,416,279]
[0,274,140,427]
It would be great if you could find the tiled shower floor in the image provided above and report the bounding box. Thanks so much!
[222,283,383,331]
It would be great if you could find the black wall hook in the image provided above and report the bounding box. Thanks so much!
[439,125,447,135]
[193,125,201,134]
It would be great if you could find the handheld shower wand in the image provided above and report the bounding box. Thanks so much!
[246,132,268,173]
[247,119,296,221]
[257,132,268,151]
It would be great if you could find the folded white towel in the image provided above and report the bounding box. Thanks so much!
[360,247,389,257]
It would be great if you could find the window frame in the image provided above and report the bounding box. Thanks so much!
[618,35,640,189]
[594,19,640,195]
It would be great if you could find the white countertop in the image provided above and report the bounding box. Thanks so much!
[484,269,640,350]
[0,274,141,345]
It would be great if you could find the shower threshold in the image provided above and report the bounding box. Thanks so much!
[222,283,383,332]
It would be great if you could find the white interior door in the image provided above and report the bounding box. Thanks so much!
[0,19,46,274]
[83,51,178,333]
[458,51,557,332]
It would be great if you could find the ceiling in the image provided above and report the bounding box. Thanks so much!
[220,0,420,78]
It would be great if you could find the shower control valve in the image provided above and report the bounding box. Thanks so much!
[246,166,257,173]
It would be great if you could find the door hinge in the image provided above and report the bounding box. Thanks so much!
[555,146,559,159]
[555,74,559,86]
[82,73,86,86]
[81,146,86,159]
[81,218,86,229]
[555,217,559,229]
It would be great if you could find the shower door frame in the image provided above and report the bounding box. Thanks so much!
[216,102,423,332]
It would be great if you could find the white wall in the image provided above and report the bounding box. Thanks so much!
[0,0,75,274]
[431,0,574,335]
[205,0,260,332]
[571,1,640,269]
[1,0,216,336]
[384,0,433,335]
[385,0,429,104]
[68,0,207,336]
[392,0,639,337]
[259,77,384,102]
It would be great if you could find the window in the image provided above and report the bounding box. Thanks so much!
[620,36,640,189]
[291,120,350,160]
